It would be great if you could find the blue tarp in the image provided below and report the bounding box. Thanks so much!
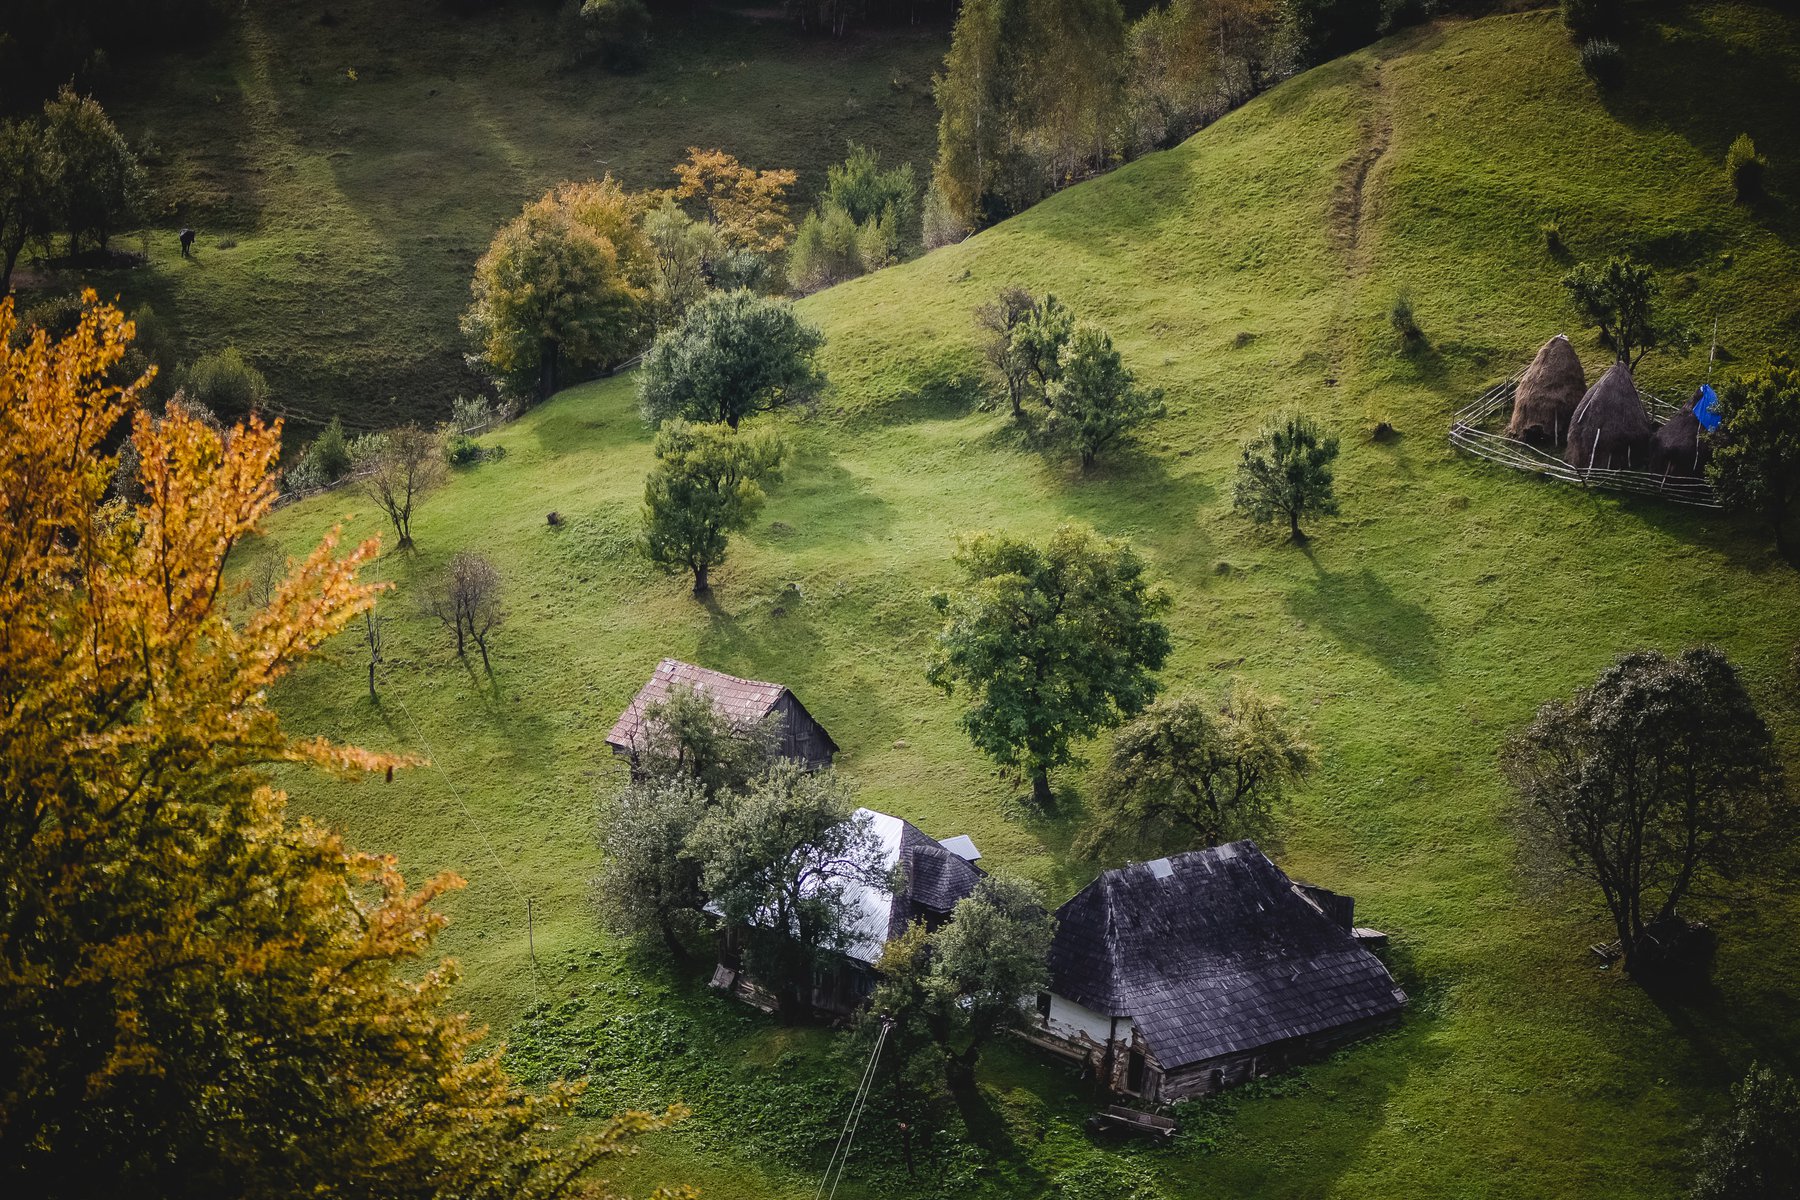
[1694,383,1723,432]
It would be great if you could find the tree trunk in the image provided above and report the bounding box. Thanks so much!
[1,237,22,294]
[368,659,377,699]
[659,915,689,962]
[1030,769,1053,809]
[1288,510,1303,542]
[692,562,710,596]
[538,339,559,400]
[477,638,492,675]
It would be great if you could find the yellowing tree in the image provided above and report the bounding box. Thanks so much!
[464,177,656,399]
[0,294,687,1199]
[672,147,797,254]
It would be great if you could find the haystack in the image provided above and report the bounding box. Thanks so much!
[1564,362,1655,472]
[1650,387,1713,478]
[1506,334,1586,445]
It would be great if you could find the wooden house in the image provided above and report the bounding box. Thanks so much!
[713,808,983,1016]
[606,658,838,772]
[1025,841,1405,1101]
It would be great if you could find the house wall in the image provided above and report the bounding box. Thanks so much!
[1149,1010,1406,1102]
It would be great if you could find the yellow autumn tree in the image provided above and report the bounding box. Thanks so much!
[0,294,688,1199]
[672,147,797,254]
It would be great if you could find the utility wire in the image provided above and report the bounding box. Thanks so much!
[815,1019,890,1200]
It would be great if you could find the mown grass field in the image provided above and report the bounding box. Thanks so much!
[262,5,1800,1197]
[44,1,947,434]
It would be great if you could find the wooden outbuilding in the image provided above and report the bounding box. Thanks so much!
[1024,842,1406,1102]
[606,658,838,771]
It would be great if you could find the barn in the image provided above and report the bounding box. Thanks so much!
[713,808,984,1016]
[1026,842,1406,1102]
[606,658,839,771]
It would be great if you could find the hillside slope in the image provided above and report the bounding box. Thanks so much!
[266,6,1800,1198]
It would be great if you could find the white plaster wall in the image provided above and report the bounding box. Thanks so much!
[1044,993,1128,1046]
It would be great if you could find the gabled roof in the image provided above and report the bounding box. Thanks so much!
[1048,842,1407,1071]
[607,658,803,754]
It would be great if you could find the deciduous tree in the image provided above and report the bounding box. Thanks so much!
[1692,1062,1800,1200]
[927,522,1172,807]
[1502,645,1789,976]
[1561,256,1691,369]
[1015,292,1074,407]
[41,87,145,257]
[689,764,884,1021]
[463,178,654,399]
[639,419,787,596]
[637,289,824,429]
[632,684,777,795]
[974,284,1037,417]
[594,774,711,958]
[0,118,51,292]
[1080,684,1314,858]
[873,875,1054,1095]
[1708,353,1800,564]
[1046,321,1164,468]
[357,423,448,550]
[672,148,797,254]
[0,292,687,1199]
[1232,410,1340,541]
[424,550,506,672]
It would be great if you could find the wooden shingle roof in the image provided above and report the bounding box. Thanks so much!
[1048,842,1407,1071]
[607,658,792,754]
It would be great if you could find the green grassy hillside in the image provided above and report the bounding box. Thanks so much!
[263,5,1800,1197]
[43,1,947,434]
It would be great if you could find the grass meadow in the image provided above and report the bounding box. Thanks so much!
[258,5,1800,1197]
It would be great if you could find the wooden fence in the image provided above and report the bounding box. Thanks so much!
[1448,368,1720,508]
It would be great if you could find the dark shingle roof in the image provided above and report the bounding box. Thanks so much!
[607,659,791,753]
[1047,842,1407,1070]
[884,822,984,941]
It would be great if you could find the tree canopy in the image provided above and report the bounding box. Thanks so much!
[1692,1062,1800,1200]
[463,178,655,399]
[671,148,797,254]
[1081,683,1315,858]
[1502,645,1789,976]
[1045,321,1165,468]
[639,418,787,595]
[928,522,1172,807]
[0,293,685,1198]
[1709,352,1800,564]
[1232,410,1340,541]
[637,289,825,429]
[1561,256,1691,369]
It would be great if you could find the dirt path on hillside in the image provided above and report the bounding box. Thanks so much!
[1323,58,1395,385]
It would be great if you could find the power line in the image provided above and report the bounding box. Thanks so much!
[815,1019,890,1200]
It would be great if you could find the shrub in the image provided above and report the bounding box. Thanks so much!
[1693,1062,1800,1200]
[1561,0,1620,41]
[1727,133,1767,202]
[580,0,650,71]
[1540,217,1565,255]
[184,347,269,421]
[450,393,494,434]
[445,433,482,466]
[1581,38,1624,90]
[1389,290,1422,344]
[306,416,353,481]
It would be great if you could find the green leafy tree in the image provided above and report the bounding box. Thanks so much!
[463,178,654,399]
[928,522,1172,808]
[594,773,711,958]
[689,764,884,1021]
[640,419,787,596]
[184,346,269,422]
[355,424,447,550]
[1709,353,1800,563]
[41,86,146,256]
[1233,410,1340,541]
[637,289,825,429]
[633,683,778,796]
[826,143,918,235]
[1692,1062,1800,1200]
[975,284,1038,417]
[1046,322,1165,468]
[1015,292,1074,407]
[1284,0,1382,64]
[643,196,720,326]
[1561,256,1691,369]
[1501,646,1789,976]
[580,0,651,71]
[873,874,1054,1096]
[0,118,51,292]
[1080,684,1315,858]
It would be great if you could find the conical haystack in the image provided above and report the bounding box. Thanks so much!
[1506,334,1586,445]
[1650,387,1713,478]
[1564,362,1655,471]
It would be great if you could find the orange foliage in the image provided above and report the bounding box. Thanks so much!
[672,147,798,254]
[0,294,686,1197]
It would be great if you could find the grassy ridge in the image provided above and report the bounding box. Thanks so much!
[59,1,947,434]
[264,6,1800,1197]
